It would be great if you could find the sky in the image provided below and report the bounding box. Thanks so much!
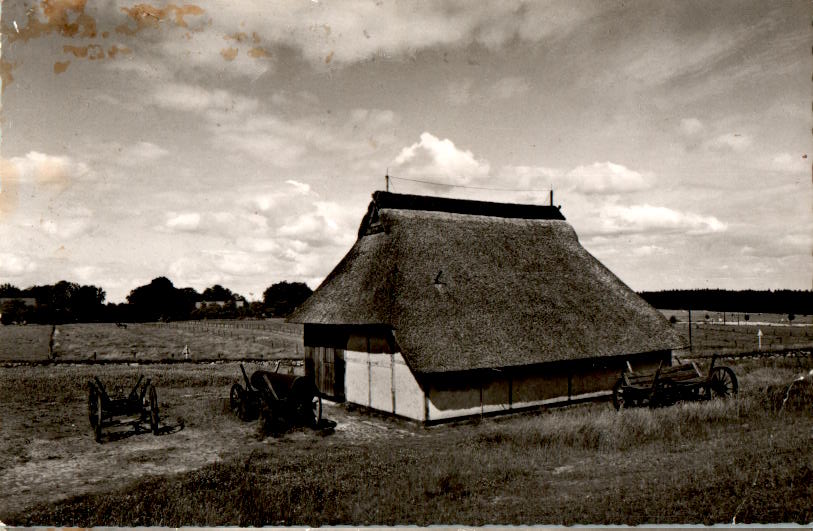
[0,0,810,304]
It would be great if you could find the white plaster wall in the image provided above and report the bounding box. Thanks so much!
[393,353,425,421]
[344,350,369,407]
[369,353,393,413]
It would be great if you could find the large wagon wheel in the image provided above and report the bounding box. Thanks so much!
[148,384,160,435]
[612,378,626,410]
[88,383,103,442]
[708,366,738,399]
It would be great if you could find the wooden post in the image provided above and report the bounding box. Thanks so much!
[688,309,693,353]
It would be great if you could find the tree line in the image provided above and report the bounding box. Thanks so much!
[0,278,313,325]
[637,289,811,315]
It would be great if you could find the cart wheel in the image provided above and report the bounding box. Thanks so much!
[88,384,103,442]
[612,378,626,410]
[148,384,160,434]
[709,366,738,399]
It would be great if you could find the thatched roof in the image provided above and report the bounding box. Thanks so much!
[291,191,686,374]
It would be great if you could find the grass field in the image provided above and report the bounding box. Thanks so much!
[2,354,812,525]
[2,313,811,363]
[0,320,303,362]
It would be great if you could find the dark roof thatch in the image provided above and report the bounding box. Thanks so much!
[291,192,686,374]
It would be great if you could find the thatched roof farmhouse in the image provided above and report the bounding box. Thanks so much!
[290,191,685,422]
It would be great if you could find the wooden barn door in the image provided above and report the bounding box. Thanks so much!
[306,346,345,401]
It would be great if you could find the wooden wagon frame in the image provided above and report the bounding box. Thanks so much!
[612,356,738,410]
[230,363,322,432]
[87,375,159,442]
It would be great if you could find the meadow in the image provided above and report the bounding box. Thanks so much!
[1,317,811,525]
[0,319,303,363]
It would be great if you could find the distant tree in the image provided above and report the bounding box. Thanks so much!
[201,284,234,301]
[1,299,30,325]
[263,281,313,317]
[0,283,22,297]
[669,315,677,324]
[249,301,265,318]
[127,277,198,321]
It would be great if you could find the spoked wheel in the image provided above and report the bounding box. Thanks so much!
[88,383,103,442]
[148,384,160,435]
[708,366,738,399]
[612,378,626,411]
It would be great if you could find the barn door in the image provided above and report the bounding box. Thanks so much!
[306,346,345,401]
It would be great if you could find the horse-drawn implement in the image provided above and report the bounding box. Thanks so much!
[87,375,159,442]
[612,356,737,410]
[230,363,322,432]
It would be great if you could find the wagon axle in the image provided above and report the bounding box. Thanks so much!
[87,375,160,442]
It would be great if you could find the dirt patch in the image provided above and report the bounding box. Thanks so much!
[0,364,429,517]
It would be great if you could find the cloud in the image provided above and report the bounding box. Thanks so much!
[284,180,312,195]
[631,245,668,257]
[6,151,88,185]
[164,212,202,232]
[766,152,808,174]
[393,132,490,186]
[679,118,704,136]
[205,1,596,68]
[490,76,530,99]
[565,162,651,195]
[277,201,356,248]
[120,141,170,164]
[707,133,752,152]
[150,82,259,115]
[0,252,37,276]
[598,203,727,235]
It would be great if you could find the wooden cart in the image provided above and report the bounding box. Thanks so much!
[87,375,159,442]
[612,356,737,410]
[230,363,322,432]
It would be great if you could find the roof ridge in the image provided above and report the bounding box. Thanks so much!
[372,191,566,221]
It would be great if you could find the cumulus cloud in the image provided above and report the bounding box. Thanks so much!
[0,252,37,276]
[598,203,727,235]
[277,201,356,248]
[6,151,88,185]
[565,162,651,195]
[393,132,490,186]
